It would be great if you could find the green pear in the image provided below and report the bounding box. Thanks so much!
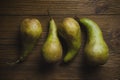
[8,18,42,64]
[42,19,62,63]
[80,18,109,65]
[58,18,82,62]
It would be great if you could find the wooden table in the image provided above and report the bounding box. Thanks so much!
[0,0,120,80]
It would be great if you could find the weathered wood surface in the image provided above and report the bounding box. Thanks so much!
[0,0,120,15]
[0,0,120,80]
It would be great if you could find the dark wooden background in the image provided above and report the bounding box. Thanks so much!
[0,0,120,80]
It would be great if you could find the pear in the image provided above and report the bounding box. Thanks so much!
[80,18,109,65]
[8,18,42,64]
[42,19,62,63]
[58,18,82,62]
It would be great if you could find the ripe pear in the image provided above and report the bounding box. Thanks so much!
[42,19,62,63]
[58,18,82,62]
[8,18,42,64]
[80,18,109,65]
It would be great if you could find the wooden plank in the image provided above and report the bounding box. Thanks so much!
[0,0,119,15]
[0,15,120,80]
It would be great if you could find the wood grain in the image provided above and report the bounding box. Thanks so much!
[0,0,119,15]
[0,0,120,80]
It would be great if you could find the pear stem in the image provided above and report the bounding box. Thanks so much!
[6,44,34,65]
[47,9,52,19]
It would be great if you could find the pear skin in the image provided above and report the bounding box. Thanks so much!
[58,18,82,62]
[42,19,62,63]
[8,18,42,64]
[80,18,109,65]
